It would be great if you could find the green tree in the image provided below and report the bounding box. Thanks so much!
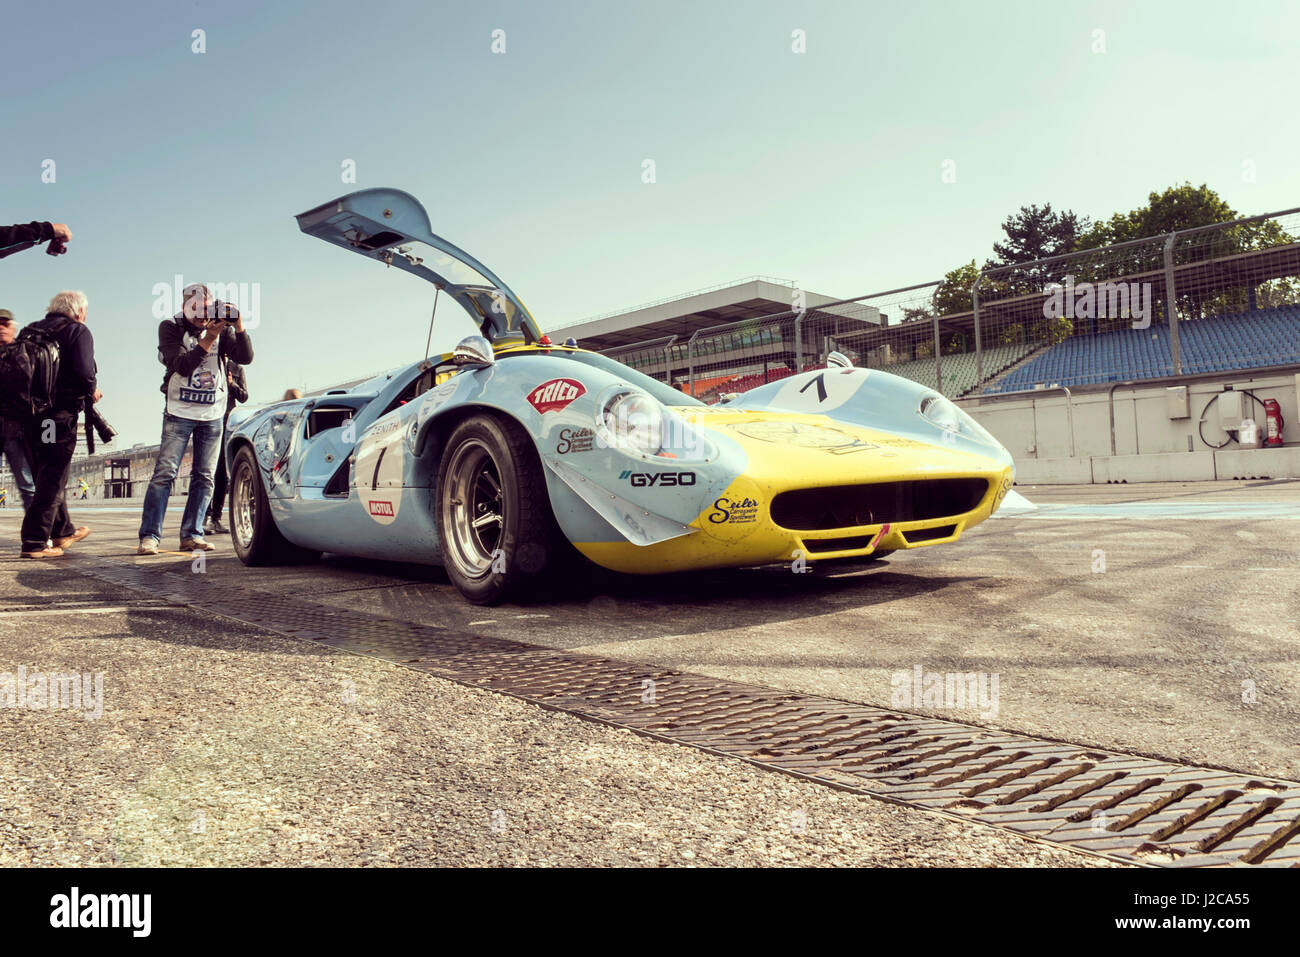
[1077,182,1237,247]
[1076,183,1298,317]
[935,261,979,316]
[987,203,1089,267]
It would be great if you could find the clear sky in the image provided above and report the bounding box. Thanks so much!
[3,0,1298,446]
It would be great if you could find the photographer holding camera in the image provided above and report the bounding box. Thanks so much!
[138,283,253,555]
[10,291,99,559]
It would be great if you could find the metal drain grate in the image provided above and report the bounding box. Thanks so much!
[80,559,1300,867]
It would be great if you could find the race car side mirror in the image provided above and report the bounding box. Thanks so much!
[452,335,495,367]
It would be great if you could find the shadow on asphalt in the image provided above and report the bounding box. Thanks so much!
[6,548,985,647]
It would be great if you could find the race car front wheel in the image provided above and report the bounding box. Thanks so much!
[436,413,561,605]
[229,446,320,566]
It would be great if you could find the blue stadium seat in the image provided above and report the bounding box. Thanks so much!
[984,305,1300,393]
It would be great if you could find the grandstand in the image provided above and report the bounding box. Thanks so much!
[985,306,1300,393]
[871,343,1037,398]
[551,277,882,385]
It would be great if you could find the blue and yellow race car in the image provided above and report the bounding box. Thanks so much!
[226,188,1015,604]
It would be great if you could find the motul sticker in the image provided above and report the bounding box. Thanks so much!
[527,378,585,414]
[368,500,396,517]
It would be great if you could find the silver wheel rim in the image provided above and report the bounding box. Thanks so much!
[443,440,505,580]
[233,463,256,550]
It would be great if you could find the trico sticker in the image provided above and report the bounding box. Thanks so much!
[368,500,396,518]
[527,378,586,414]
[708,496,760,524]
[556,427,596,454]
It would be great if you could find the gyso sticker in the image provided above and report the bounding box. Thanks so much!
[527,378,586,414]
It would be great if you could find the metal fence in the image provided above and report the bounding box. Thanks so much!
[603,206,1300,402]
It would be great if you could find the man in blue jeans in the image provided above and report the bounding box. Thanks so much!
[138,284,253,554]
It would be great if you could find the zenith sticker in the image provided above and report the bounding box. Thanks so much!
[361,418,402,440]
[556,427,596,454]
[708,496,759,524]
[527,378,586,414]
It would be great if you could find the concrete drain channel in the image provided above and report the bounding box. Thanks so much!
[82,559,1300,868]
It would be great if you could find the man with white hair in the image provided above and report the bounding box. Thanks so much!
[17,290,99,559]
[137,283,253,554]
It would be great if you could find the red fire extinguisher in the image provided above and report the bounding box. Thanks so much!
[1263,398,1285,447]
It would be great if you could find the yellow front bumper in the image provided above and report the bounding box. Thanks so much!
[574,411,1014,574]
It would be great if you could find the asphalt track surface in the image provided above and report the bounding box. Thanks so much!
[1,479,1296,865]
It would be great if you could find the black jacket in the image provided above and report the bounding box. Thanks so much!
[226,362,248,413]
[157,305,254,395]
[25,313,97,414]
[0,221,54,251]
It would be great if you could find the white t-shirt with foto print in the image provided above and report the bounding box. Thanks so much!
[165,330,228,421]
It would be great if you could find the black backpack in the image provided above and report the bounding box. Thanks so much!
[0,316,70,419]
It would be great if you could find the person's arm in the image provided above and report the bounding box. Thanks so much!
[159,319,218,379]
[0,222,70,249]
[63,325,97,398]
[222,313,253,365]
[1,222,52,247]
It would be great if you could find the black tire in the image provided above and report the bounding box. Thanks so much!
[435,413,563,605]
[228,446,320,565]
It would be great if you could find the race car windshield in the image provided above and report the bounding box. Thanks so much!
[499,351,703,408]
[380,241,527,331]
[380,240,493,288]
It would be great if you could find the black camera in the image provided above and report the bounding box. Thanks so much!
[46,239,67,256]
[84,404,116,455]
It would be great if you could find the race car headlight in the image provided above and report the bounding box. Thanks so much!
[919,394,961,433]
[598,390,664,453]
[918,393,1001,447]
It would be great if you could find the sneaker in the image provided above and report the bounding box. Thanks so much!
[180,537,216,552]
[21,546,64,559]
[52,526,91,549]
[137,538,160,556]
